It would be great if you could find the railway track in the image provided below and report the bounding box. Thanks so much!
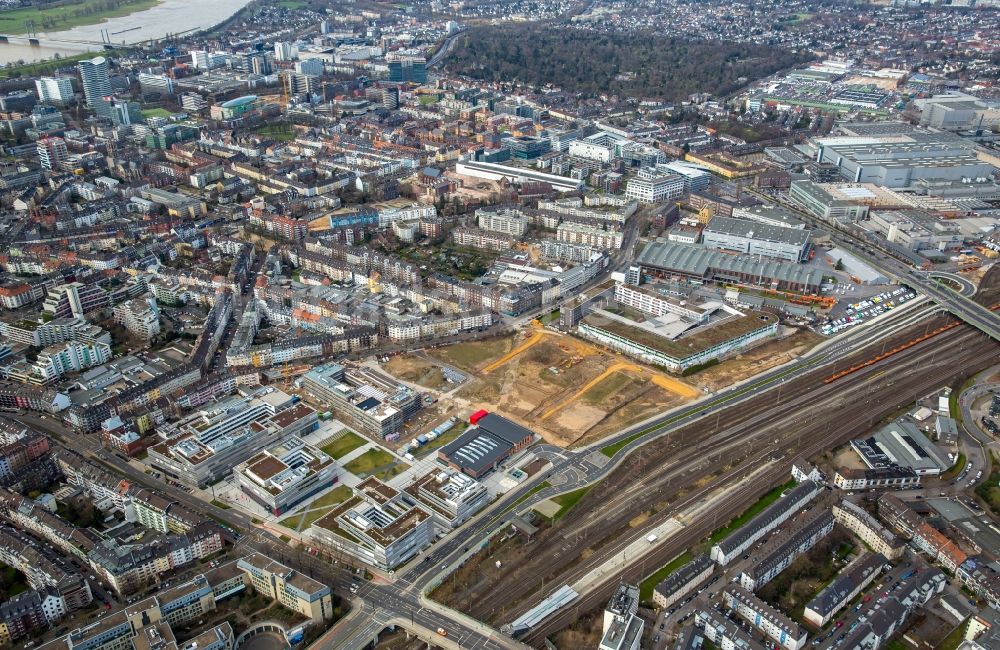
[441,317,994,639]
[516,325,996,645]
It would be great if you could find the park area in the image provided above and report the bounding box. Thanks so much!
[427,327,700,447]
[0,0,159,35]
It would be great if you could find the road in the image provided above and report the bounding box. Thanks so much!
[752,187,1000,341]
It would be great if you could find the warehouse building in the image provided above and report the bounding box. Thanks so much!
[438,413,535,478]
[851,421,950,476]
[652,554,713,609]
[701,216,811,262]
[803,553,887,627]
[815,137,996,188]
[711,481,821,565]
[740,511,835,592]
[637,241,824,294]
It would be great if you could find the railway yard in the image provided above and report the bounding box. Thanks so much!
[423,268,1000,647]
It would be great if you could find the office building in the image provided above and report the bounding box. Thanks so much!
[43,282,109,319]
[652,554,713,609]
[701,216,811,262]
[711,481,820,565]
[77,57,112,111]
[723,585,807,650]
[35,77,74,105]
[237,553,334,622]
[404,469,491,528]
[301,362,420,439]
[137,72,175,97]
[36,137,68,170]
[274,41,296,61]
[309,477,436,569]
[788,180,873,223]
[387,54,427,84]
[599,584,643,650]
[624,168,685,203]
[234,436,337,515]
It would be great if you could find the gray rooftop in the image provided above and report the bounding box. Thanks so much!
[637,241,824,289]
[715,481,820,556]
[805,552,886,617]
[703,215,811,247]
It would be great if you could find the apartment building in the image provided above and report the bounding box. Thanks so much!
[235,436,337,515]
[452,226,517,252]
[696,609,767,650]
[723,585,807,650]
[0,317,110,348]
[652,554,713,609]
[556,221,623,250]
[113,295,161,340]
[832,501,904,560]
[28,340,113,384]
[804,553,887,627]
[740,511,834,592]
[43,282,110,319]
[711,481,820,565]
[476,207,529,236]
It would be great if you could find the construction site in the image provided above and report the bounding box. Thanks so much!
[425,322,700,447]
[426,266,1000,648]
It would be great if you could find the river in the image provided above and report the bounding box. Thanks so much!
[0,0,253,66]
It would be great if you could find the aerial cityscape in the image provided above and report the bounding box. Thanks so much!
[0,0,999,649]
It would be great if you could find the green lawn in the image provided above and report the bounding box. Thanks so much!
[936,619,968,650]
[276,0,306,7]
[709,479,796,544]
[279,485,354,531]
[255,124,297,141]
[495,481,551,520]
[639,551,693,604]
[545,485,593,522]
[320,431,367,459]
[343,448,409,481]
[141,107,171,118]
[418,94,439,105]
[0,0,160,35]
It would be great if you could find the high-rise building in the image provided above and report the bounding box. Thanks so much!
[295,58,323,76]
[36,137,68,170]
[35,77,74,105]
[109,100,143,127]
[138,71,175,96]
[274,41,296,61]
[387,54,427,84]
[190,49,226,69]
[77,56,112,108]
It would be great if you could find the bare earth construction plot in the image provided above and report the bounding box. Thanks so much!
[428,328,700,447]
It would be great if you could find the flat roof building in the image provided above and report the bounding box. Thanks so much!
[404,469,491,528]
[234,436,337,515]
[851,421,950,476]
[438,413,535,479]
[701,216,811,263]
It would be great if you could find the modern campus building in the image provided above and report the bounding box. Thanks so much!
[624,168,685,203]
[404,469,491,528]
[578,307,778,374]
[309,477,436,570]
[234,437,338,515]
[301,362,421,440]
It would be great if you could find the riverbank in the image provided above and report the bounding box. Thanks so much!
[0,0,161,36]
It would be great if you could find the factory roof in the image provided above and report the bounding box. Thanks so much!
[637,241,824,289]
